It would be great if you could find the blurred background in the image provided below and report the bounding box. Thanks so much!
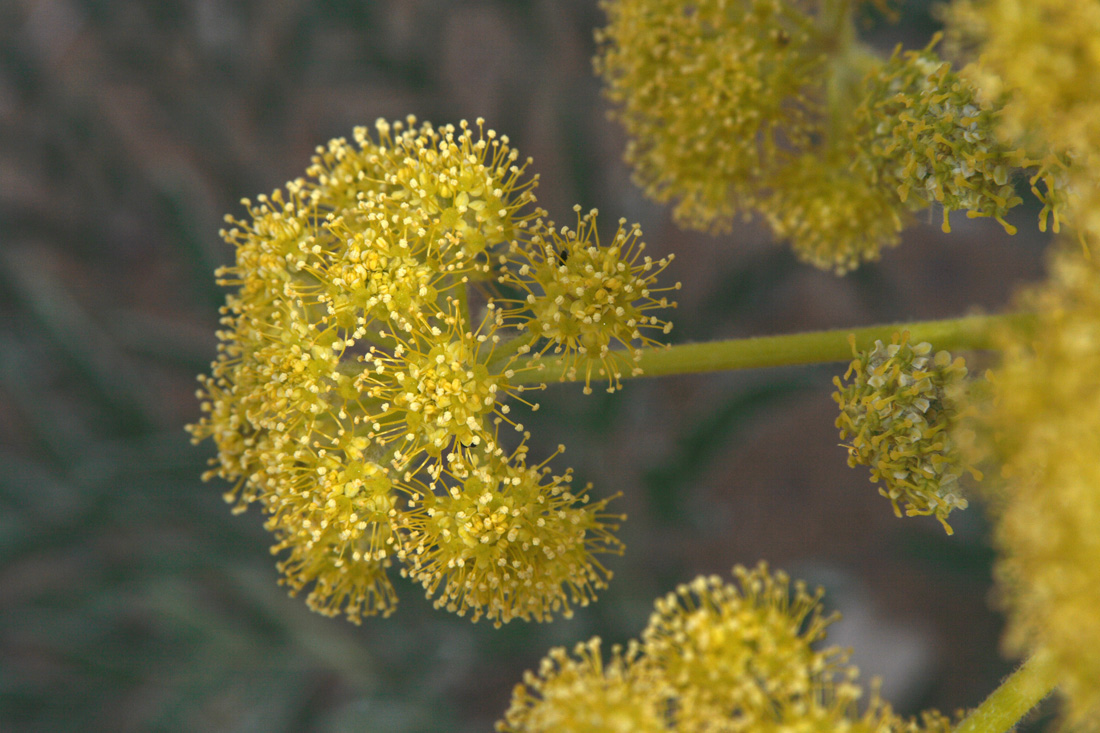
[0,0,1057,730]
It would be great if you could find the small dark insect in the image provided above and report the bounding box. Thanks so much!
[557,248,569,265]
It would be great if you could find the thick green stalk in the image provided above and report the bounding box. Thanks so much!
[954,652,1059,733]
[510,313,1034,386]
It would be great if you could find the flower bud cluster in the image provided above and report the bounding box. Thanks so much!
[833,332,977,534]
[984,244,1100,728]
[498,563,954,732]
[853,42,1026,234]
[188,117,677,625]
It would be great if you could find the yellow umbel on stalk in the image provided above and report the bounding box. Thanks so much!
[499,563,956,731]
[188,117,676,624]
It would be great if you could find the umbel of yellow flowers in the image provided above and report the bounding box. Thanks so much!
[594,0,824,233]
[188,117,678,626]
[497,563,953,732]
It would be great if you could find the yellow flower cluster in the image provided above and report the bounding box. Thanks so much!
[833,332,977,534]
[188,117,677,625]
[498,563,954,732]
[761,150,906,274]
[400,444,623,624]
[595,1,1063,274]
[498,206,679,393]
[498,639,666,733]
[984,244,1100,728]
[941,4,1100,717]
[594,0,823,232]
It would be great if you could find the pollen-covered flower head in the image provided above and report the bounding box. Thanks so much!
[260,434,399,551]
[759,149,907,274]
[308,117,542,261]
[317,217,445,333]
[353,297,516,466]
[983,243,1100,728]
[641,563,886,729]
[500,563,917,731]
[257,437,402,624]
[833,332,976,534]
[854,41,1028,234]
[400,444,624,627]
[496,639,668,733]
[273,524,399,625]
[595,0,824,232]
[498,208,679,393]
[188,117,675,624]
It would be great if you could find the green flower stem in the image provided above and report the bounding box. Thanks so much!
[509,313,1035,386]
[954,652,1059,733]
